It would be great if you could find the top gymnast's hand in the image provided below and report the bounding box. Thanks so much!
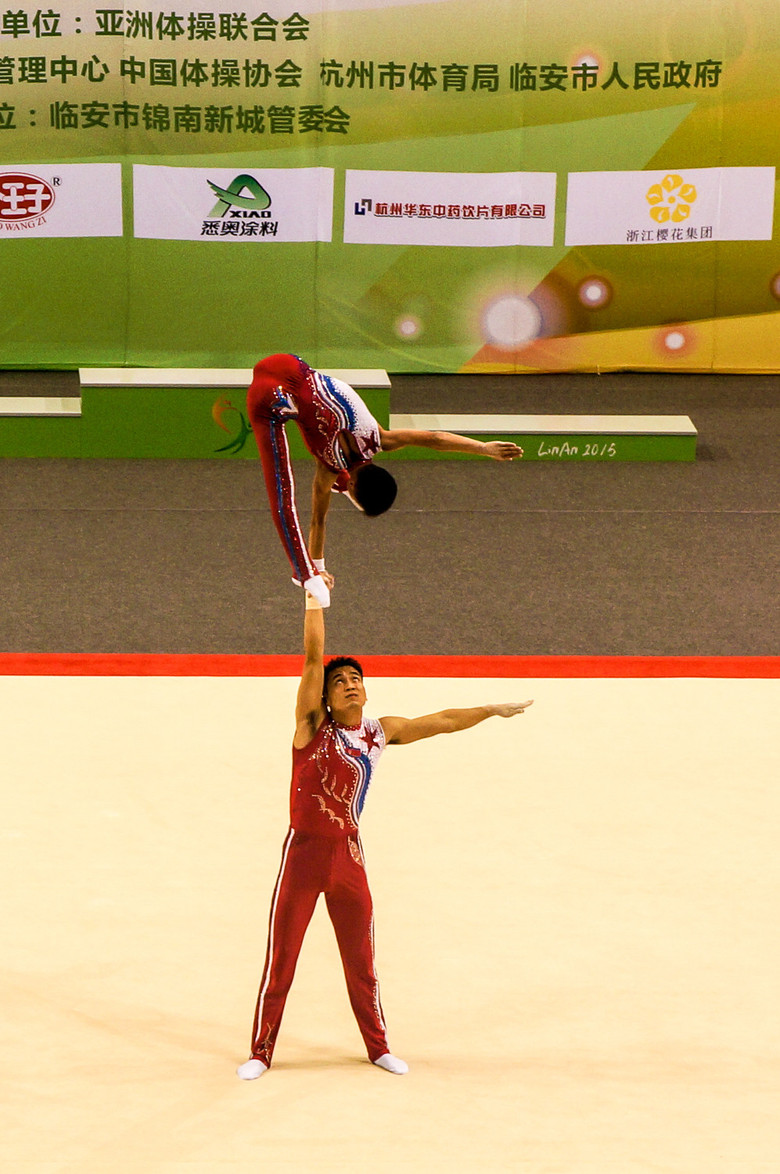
[483,441,523,460]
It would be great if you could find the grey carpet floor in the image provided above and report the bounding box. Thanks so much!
[0,371,777,656]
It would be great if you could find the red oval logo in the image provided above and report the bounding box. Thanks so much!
[0,172,55,222]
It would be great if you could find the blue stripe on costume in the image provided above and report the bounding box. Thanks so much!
[315,372,358,432]
[333,728,374,826]
[268,414,308,584]
[351,754,373,822]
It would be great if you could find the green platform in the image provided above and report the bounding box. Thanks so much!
[76,385,390,460]
[0,373,390,459]
[0,377,697,462]
[385,414,697,462]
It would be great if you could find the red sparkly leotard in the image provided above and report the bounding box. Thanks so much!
[290,713,386,836]
[247,354,382,584]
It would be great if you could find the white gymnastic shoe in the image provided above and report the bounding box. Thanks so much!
[236,1057,268,1080]
[373,1053,409,1075]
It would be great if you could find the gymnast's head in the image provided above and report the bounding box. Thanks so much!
[345,463,398,517]
[323,656,366,713]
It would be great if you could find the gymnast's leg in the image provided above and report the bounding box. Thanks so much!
[325,838,408,1074]
[238,831,322,1078]
[249,407,315,586]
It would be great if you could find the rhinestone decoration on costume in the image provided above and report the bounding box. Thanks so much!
[291,715,385,835]
[307,369,381,474]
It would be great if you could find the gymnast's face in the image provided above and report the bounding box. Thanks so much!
[326,666,366,716]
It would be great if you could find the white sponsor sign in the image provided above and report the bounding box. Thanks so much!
[133,166,334,243]
[344,170,556,247]
[0,164,122,237]
[565,166,776,246]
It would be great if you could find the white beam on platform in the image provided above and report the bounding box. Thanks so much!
[390,413,697,437]
[79,368,391,389]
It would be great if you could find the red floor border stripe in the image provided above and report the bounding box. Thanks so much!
[0,653,777,678]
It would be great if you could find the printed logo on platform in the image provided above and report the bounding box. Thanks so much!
[646,174,698,224]
[211,396,253,456]
[0,172,56,230]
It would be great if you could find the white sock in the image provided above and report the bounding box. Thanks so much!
[373,1052,409,1075]
[302,574,330,608]
[236,1057,268,1080]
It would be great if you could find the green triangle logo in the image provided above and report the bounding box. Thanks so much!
[207,174,272,218]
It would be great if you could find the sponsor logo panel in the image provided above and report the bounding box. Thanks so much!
[565,167,775,246]
[0,164,122,237]
[132,166,334,242]
[344,170,556,247]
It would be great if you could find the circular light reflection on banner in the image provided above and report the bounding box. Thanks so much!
[481,294,542,349]
[578,277,612,309]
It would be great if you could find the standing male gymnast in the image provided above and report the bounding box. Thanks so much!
[247,353,523,607]
[237,588,533,1080]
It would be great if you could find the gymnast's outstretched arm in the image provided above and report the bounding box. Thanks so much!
[380,700,533,745]
[378,426,522,461]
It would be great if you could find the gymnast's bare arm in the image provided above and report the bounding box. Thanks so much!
[308,460,338,577]
[378,426,522,461]
[380,700,533,745]
[293,601,328,749]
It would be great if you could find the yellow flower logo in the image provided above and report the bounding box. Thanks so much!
[646,174,698,224]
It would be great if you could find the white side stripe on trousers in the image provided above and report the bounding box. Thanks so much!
[253,827,295,1048]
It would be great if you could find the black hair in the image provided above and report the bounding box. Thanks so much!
[323,656,364,702]
[352,463,397,517]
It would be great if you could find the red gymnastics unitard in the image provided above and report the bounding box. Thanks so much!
[248,713,391,1067]
[247,354,381,588]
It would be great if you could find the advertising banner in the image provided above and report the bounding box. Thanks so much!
[0,164,123,237]
[0,1,778,373]
[133,166,334,242]
[344,171,556,247]
[565,167,775,247]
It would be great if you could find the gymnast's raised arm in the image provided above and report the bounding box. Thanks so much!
[293,595,328,749]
